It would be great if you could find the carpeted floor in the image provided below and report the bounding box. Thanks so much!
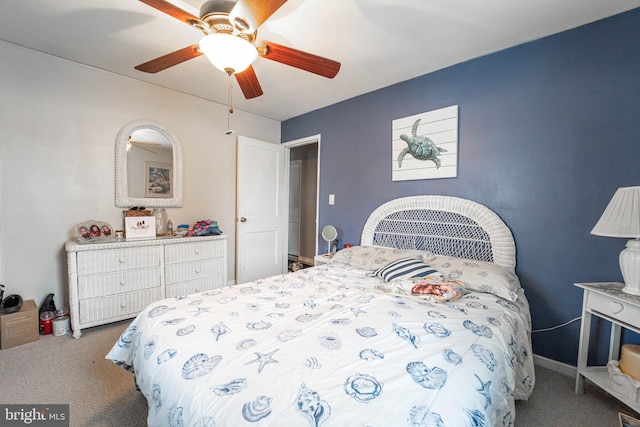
[0,320,638,426]
[515,363,635,426]
[0,321,147,426]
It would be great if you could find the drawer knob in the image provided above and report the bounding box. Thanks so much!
[120,280,126,286]
[195,268,201,274]
[121,302,127,308]
[119,257,126,263]
[194,249,200,255]
[609,301,624,314]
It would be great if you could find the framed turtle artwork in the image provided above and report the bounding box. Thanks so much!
[391,105,458,181]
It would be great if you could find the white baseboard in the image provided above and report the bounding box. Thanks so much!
[533,353,577,378]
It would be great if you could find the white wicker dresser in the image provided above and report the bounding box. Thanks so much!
[65,235,227,338]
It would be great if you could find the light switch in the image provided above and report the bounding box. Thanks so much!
[329,194,335,205]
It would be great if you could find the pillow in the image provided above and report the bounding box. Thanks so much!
[374,276,465,303]
[330,246,434,271]
[425,255,521,302]
[374,281,410,295]
[410,277,466,303]
[373,257,442,282]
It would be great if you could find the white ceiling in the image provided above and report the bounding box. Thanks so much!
[1,0,638,121]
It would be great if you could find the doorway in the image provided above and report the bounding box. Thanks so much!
[284,136,319,271]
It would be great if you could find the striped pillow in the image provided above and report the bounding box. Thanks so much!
[373,257,442,282]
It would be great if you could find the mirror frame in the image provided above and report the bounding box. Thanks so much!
[115,119,184,208]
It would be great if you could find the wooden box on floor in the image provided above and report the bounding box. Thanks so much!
[620,412,640,427]
[0,299,39,349]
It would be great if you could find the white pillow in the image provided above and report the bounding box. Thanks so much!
[330,246,433,271]
[425,255,521,302]
[373,257,442,282]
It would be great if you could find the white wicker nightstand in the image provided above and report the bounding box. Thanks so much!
[314,254,333,266]
[575,282,640,412]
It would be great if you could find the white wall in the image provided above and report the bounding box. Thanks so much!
[0,41,280,307]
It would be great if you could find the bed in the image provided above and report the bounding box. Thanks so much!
[107,195,535,426]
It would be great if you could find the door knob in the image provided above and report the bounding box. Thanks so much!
[240,217,247,223]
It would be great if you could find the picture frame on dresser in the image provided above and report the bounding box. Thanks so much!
[75,220,114,244]
[65,235,227,338]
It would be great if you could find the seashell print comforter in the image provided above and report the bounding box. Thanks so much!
[107,261,535,427]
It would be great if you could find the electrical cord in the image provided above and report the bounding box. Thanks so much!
[532,316,582,333]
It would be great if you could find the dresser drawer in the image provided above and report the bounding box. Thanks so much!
[588,291,640,327]
[165,258,224,285]
[78,288,162,325]
[78,268,161,299]
[165,240,225,264]
[77,247,161,274]
[165,277,223,298]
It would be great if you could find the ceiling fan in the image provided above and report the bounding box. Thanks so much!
[135,0,341,99]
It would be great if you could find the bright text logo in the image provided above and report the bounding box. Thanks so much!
[1,405,69,426]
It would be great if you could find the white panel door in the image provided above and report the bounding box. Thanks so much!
[236,136,287,283]
[288,160,301,257]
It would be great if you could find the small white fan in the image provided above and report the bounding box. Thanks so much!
[321,225,338,255]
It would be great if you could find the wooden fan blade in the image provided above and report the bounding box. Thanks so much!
[130,144,157,154]
[135,45,202,73]
[235,66,263,99]
[139,0,203,27]
[260,42,340,78]
[231,0,287,32]
[129,140,162,146]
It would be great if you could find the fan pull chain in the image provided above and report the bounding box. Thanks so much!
[225,70,234,135]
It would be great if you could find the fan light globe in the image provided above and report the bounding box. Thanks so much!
[199,33,258,74]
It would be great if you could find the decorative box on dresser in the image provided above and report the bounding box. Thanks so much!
[65,235,227,338]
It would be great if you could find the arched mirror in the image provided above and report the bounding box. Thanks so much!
[115,119,183,208]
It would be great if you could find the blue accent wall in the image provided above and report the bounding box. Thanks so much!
[283,8,640,365]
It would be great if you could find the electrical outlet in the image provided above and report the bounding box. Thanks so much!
[329,194,335,205]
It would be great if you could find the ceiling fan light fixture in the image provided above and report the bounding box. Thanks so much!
[199,33,258,74]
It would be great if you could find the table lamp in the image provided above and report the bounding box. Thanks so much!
[591,186,640,295]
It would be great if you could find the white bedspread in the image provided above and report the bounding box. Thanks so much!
[107,262,534,426]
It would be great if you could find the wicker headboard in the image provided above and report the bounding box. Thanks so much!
[360,196,516,270]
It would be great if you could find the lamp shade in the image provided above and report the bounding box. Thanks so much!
[591,186,640,238]
[199,33,258,74]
